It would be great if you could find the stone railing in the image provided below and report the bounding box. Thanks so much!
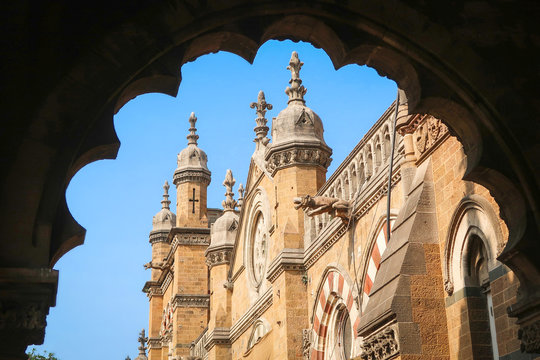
[190,327,208,360]
[303,102,403,246]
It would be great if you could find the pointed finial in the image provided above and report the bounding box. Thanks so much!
[161,181,171,210]
[222,169,237,211]
[285,51,307,104]
[187,112,199,145]
[138,329,148,356]
[250,91,272,145]
[125,356,131,360]
[237,183,244,209]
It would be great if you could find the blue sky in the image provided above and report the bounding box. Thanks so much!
[33,40,396,359]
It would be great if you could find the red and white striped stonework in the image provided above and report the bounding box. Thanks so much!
[361,219,394,312]
[311,270,360,360]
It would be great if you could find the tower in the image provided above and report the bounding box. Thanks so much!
[174,112,211,228]
[146,182,175,360]
[170,112,212,358]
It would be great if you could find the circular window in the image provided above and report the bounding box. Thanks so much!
[250,212,268,288]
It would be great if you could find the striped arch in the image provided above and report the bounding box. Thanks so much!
[311,269,360,360]
[360,216,396,312]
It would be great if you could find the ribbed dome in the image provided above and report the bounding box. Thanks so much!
[271,103,328,149]
[208,169,238,251]
[151,181,176,232]
[176,144,209,173]
[175,112,210,175]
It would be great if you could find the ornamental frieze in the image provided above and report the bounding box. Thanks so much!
[413,117,449,159]
[205,249,232,268]
[173,294,210,309]
[265,147,332,175]
[360,326,399,360]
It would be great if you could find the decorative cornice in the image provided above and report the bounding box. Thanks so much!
[149,229,170,244]
[0,302,48,330]
[173,294,209,309]
[396,114,426,135]
[173,169,211,186]
[148,337,162,349]
[266,248,305,283]
[359,323,400,360]
[204,327,231,351]
[265,145,332,175]
[229,287,273,343]
[205,246,233,269]
[168,227,211,246]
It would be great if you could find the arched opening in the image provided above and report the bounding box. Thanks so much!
[3,3,539,357]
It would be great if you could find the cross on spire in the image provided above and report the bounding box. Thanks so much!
[285,51,307,104]
[189,188,199,214]
[187,112,199,145]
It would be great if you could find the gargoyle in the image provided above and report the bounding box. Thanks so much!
[143,261,169,271]
[293,195,351,223]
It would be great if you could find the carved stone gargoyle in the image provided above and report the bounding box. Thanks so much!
[143,260,170,271]
[293,195,351,223]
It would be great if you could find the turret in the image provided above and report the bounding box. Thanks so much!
[173,112,211,228]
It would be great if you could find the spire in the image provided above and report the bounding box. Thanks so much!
[221,169,237,212]
[161,181,171,210]
[285,51,307,104]
[137,329,148,357]
[250,90,273,144]
[237,183,245,209]
[186,112,199,145]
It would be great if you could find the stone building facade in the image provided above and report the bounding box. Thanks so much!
[141,52,533,360]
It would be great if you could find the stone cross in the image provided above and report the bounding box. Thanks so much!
[189,188,199,214]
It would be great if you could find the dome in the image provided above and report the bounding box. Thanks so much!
[207,169,238,251]
[174,112,211,183]
[151,181,176,233]
[271,103,328,150]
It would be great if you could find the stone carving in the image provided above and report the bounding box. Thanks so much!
[160,302,173,338]
[444,279,454,296]
[143,260,170,271]
[285,51,307,103]
[223,280,234,291]
[302,329,312,360]
[175,233,211,246]
[237,183,245,209]
[222,169,237,211]
[206,249,232,268]
[266,148,332,174]
[0,302,47,330]
[137,329,148,357]
[173,294,210,309]
[518,320,540,353]
[360,327,399,360]
[414,117,448,155]
[294,195,351,223]
[250,90,273,145]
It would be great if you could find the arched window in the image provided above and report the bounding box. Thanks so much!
[384,129,391,160]
[444,196,504,359]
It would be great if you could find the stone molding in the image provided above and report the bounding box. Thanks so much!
[204,327,231,351]
[265,145,332,175]
[173,169,211,186]
[359,324,399,360]
[396,114,426,135]
[229,287,273,343]
[302,328,312,360]
[148,337,162,349]
[205,245,233,269]
[172,231,210,247]
[0,302,48,331]
[266,248,305,283]
[173,294,210,309]
[149,229,169,244]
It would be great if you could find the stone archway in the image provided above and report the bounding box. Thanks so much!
[1,1,539,357]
